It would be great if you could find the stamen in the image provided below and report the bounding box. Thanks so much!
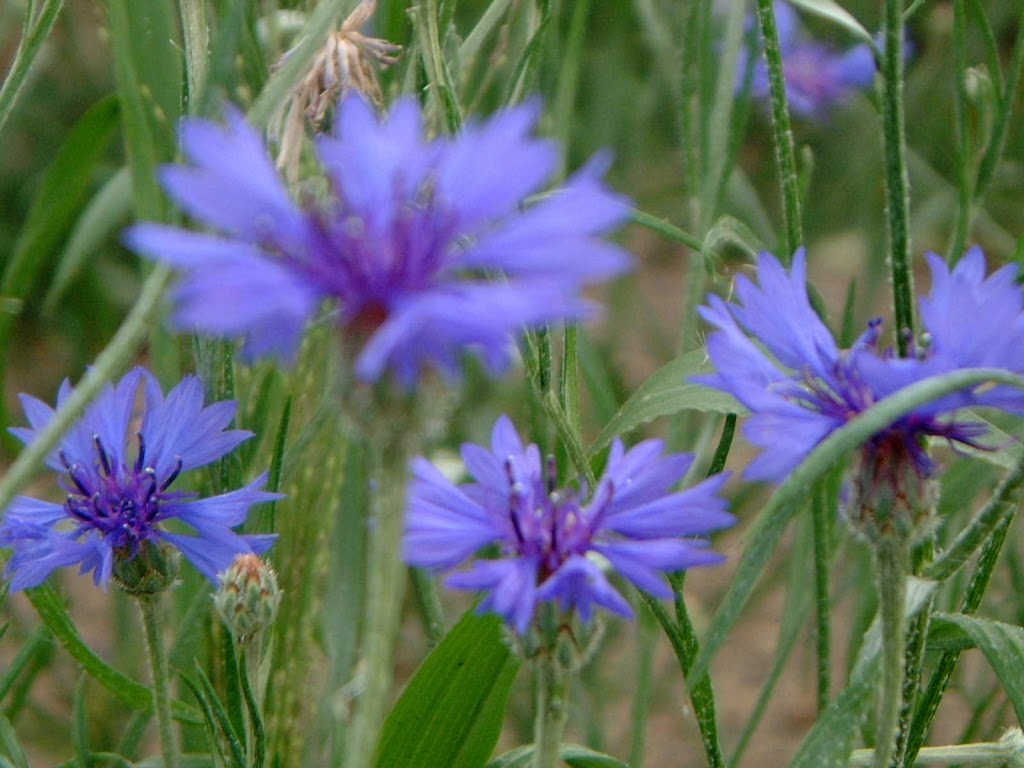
[544,455,558,496]
[504,458,526,546]
[159,457,184,491]
[93,435,112,477]
[135,432,147,473]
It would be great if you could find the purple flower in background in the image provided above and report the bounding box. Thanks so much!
[404,415,734,634]
[0,368,280,591]
[696,248,1024,485]
[126,96,632,387]
[739,1,876,118]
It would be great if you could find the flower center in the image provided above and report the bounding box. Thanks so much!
[61,434,183,556]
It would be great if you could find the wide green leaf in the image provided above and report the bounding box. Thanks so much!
[929,614,1024,725]
[373,611,520,768]
[788,579,937,768]
[589,351,743,456]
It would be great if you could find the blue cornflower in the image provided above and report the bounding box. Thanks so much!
[125,96,632,387]
[0,368,280,591]
[740,1,876,118]
[696,248,1024,487]
[404,415,734,634]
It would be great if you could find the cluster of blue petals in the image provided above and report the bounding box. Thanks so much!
[404,415,734,634]
[0,368,279,591]
[740,1,876,118]
[696,247,1024,483]
[126,96,632,387]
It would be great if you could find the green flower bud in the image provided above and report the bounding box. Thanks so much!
[114,540,180,596]
[214,554,282,643]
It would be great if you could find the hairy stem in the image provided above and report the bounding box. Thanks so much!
[139,595,178,768]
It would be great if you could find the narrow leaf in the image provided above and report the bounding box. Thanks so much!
[589,351,744,457]
[929,614,1024,725]
[374,611,520,768]
[25,584,201,723]
[487,744,631,768]
[787,579,937,768]
[786,0,875,46]
[687,368,1024,687]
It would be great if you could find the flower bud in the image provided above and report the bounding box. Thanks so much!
[114,540,180,596]
[214,554,282,643]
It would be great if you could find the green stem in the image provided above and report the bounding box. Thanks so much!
[881,0,915,352]
[0,265,171,514]
[0,0,63,138]
[811,482,833,712]
[924,451,1024,582]
[893,536,936,766]
[177,0,209,109]
[852,727,1024,766]
[946,0,971,263]
[755,0,804,260]
[905,510,1017,764]
[641,581,725,768]
[409,567,445,649]
[874,536,909,768]
[138,595,178,768]
[973,6,1024,202]
[344,441,413,768]
[533,654,570,768]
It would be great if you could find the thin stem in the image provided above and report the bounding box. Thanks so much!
[946,0,971,263]
[533,654,570,768]
[924,451,1024,582]
[409,567,446,648]
[138,595,178,768]
[343,441,413,768]
[811,482,833,712]
[0,0,64,138]
[755,0,804,261]
[851,727,1024,766]
[905,511,1017,765]
[177,0,209,110]
[973,6,1024,202]
[881,0,915,352]
[641,582,725,768]
[874,536,909,768]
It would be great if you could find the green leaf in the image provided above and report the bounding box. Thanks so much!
[1,95,120,320]
[788,579,937,768]
[25,584,201,724]
[950,411,1024,471]
[374,611,520,768]
[687,368,1024,688]
[929,614,1024,725]
[486,744,631,768]
[43,166,133,314]
[0,711,28,768]
[786,0,875,47]
[589,351,743,457]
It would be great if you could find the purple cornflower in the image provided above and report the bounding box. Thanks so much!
[0,368,280,591]
[404,415,734,634]
[125,96,631,387]
[696,248,1024,487]
[739,2,876,118]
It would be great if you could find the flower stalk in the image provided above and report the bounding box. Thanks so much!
[139,594,178,768]
[873,534,908,768]
[880,0,915,351]
[534,652,570,768]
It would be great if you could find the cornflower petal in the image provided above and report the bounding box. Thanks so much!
[697,248,1024,484]
[0,368,280,590]
[405,415,732,633]
[129,96,632,386]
